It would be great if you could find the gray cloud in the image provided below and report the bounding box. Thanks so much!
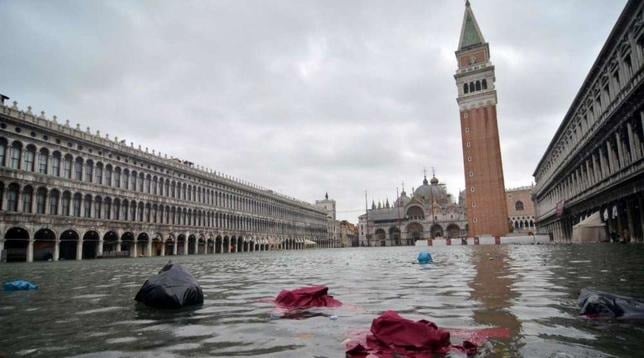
[0,0,627,220]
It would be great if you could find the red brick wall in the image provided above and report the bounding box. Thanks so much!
[460,104,509,237]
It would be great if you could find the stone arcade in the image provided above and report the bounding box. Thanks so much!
[0,98,331,263]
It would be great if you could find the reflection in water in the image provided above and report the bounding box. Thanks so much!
[469,245,523,354]
[1,245,643,357]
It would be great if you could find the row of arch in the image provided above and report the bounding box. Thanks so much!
[0,137,323,223]
[0,181,327,237]
[0,226,309,262]
[463,79,488,94]
[373,222,465,246]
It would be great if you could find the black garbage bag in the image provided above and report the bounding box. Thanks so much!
[135,263,203,309]
[578,288,644,319]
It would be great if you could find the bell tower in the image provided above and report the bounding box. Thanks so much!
[454,0,508,237]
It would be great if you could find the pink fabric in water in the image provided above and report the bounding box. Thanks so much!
[274,285,342,310]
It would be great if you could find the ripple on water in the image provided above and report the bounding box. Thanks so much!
[1,245,644,357]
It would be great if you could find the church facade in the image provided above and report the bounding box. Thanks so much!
[357,175,468,246]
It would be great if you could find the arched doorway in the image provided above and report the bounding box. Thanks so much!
[34,228,56,261]
[389,227,401,246]
[406,222,423,245]
[215,236,223,253]
[446,224,460,239]
[375,229,386,246]
[165,236,175,256]
[207,238,214,254]
[137,233,149,257]
[103,231,119,256]
[121,232,135,256]
[152,234,163,256]
[430,224,443,239]
[177,234,186,255]
[198,236,206,254]
[82,231,100,259]
[60,230,79,260]
[4,227,29,262]
[188,234,197,255]
[237,236,244,253]
[223,236,230,253]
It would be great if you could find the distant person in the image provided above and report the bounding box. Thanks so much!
[610,231,619,243]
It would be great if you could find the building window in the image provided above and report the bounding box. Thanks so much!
[84,196,92,218]
[105,166,112,186]
[465,127,470,133]
[49,190,59,215]
[10,143,22,169]
[23,146,35,171]
[73,194,81,217]
[95,164,103,184]
[63,156,72,179]
[38,150,48,174]
[85,162,93,182]
[114,169,121,188]
[463,83,469,94]
[0,140,6,166]
[22,187,33,213]
[62,192,71,216]
[7,184,19,211]
[469,171,473,177]
[515,201,524,211]
[482,79,488,90]
[467,156,472,162]
[52,153,61,176]
[470,186,475,192]
[36,188,46,214]
[74,159,83,181]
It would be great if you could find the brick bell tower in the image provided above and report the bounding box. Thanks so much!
[454,0,508,237]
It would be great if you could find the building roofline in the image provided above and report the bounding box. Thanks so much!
[533,0,639,176]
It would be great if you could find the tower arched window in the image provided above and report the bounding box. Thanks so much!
[482,79,488,90]
[515,200,524,211]
[463,83,469,94]
[475,81,481,91]
[469,82,475,93]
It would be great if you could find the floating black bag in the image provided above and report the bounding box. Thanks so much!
[135,263,203,308]
[578,288,644,319]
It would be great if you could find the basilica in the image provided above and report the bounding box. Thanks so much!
[357,174,468,246]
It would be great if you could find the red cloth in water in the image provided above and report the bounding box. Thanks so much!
[274,285,342,310]
[346,310,477,357]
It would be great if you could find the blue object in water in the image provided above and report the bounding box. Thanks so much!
[3,280,38,291]
[417,251,433,264]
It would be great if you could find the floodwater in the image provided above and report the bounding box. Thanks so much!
[1,244,644,357]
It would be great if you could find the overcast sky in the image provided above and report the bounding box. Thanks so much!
[0,0,627,221]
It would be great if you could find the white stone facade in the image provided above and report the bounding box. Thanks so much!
[0,99,330,262]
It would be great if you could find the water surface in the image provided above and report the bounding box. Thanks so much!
[1,244,643,357]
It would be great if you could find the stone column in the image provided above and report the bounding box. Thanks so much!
[639,194,644,242]
[132,239,138,258]
[116,240,122,253]
[173,240,178,256]
[53,240,60,261]
[26,239,33,263]
[183,238,189,256]
[146,239,152,257]
[97,239,104,257]
[160,241,165,256]
[616,131,626,168]
[76,239,83,261]
[626,199,635,242]
[627,121,641,161]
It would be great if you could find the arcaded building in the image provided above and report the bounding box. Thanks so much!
[533,0,644,242]
[0,97,329,262]
[506,186,536,234]
[454,1,508,237]
[358,175,468,246]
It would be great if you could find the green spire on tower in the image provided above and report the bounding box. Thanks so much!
[458,0,485,50]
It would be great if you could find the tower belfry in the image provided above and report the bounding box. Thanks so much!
[454,0,508,237]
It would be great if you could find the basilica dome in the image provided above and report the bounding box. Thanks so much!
[413,175,449,203]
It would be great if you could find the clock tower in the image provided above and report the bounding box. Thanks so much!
[454,0,508,237]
